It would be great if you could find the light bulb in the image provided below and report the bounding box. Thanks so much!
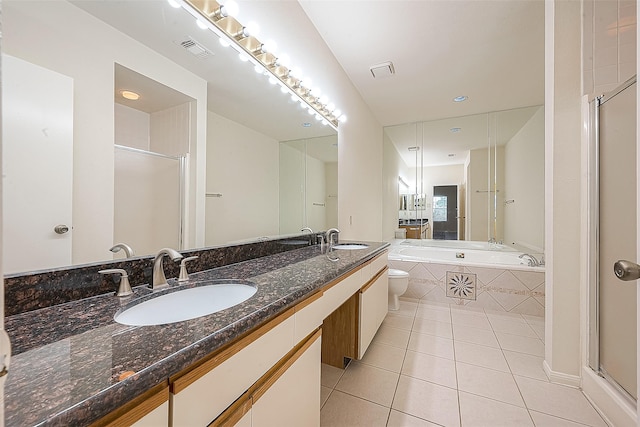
[196,19,207,30]
[238,53,249,62]
[219,38,231,47]
[315,114,322,121]
[327,103,335,112]
[254,64,263,74]
[339,114,347,123]
[277,54,291,68]
[221,0,239,18]
[322,119,329,126]
[268,76,278,85]
[320,96,329,104]
[291,94,298,102]
[262,39,278,55]
[167,0,181,8]
[280,85,288,94]
[244,21,260,37]
[290,67,302,78]
[333,109,342,118]
[303,77,313,87]
[311,87,322,97]
[308,108,315,115]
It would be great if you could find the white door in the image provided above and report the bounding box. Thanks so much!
[2,55,74,273]
[599,80,637,400]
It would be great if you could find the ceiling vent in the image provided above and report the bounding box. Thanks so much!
[370,61,395,79]
[178,37,212,59]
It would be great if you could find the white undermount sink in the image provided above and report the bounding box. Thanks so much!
[114,282,257,326]
[332,243,369,250]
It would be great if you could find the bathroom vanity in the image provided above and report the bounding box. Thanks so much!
[4,240,388,426]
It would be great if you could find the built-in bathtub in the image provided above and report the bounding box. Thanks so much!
[388,240,545,316]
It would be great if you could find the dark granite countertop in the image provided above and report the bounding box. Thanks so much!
[5,241,388,426]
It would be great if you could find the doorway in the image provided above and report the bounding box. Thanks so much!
[432,185,458,240]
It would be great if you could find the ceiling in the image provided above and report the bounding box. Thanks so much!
[299,0,545,127]
[73,0,544,160]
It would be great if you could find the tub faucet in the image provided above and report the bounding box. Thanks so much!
[325,228,340,251]
[519,253,539,267]
[301,227,313,234]
[110,243,135,258]
[152,248,183,290]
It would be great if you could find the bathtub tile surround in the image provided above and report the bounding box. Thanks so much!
[389,253,545,316]
[320,300,607,427]
[445,271,477,300]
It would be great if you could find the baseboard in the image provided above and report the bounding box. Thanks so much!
[543,360,581,388]
[581,367,636,427]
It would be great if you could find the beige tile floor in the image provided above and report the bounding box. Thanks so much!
[320,299,609,427]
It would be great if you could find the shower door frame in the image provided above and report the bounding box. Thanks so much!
[586,75,637,405]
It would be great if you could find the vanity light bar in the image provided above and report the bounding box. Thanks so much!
[177,0,342,129]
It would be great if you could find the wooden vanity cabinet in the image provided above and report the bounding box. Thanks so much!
[321,251,389,368]
[210,330,321,427]
[90,384,169,427]
[99,249,388,427]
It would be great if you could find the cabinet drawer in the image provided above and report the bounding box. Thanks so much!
[294,292,325,343]
[358,269,388,359]
[321,268,363,319]
[171,313,295,426]
[367,251,388,281]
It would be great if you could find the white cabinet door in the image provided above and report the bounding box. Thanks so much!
[2,54,73,273]
[251,337,321,427]
[358,270,389,359]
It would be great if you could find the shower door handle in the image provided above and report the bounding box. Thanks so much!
[613,260,640,281]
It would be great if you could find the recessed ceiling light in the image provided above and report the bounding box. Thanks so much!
[453,95,468,102]
[121,90,140,101]
[302,122,312,127]
[450,127,462,133]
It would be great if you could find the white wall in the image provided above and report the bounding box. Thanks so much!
[205,112,279,245]
[238,1,384,242]
[3,0,208,263]
[114,104,150,151]
[466,147,505,242]
[306,156,327,231]
[382,134,406,241]
[545,0,582,383]
[583,0,637,96]
[504,106,545,250]
[279,144,305,234]
[325,162,339,229]
[150,103,192,157]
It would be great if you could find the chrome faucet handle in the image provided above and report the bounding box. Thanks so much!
[152,248,183,290]
[99,268,133,297]
[178,256,199,282]
[110,243,135,258]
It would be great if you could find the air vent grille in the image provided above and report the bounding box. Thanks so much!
[179,37,212,59]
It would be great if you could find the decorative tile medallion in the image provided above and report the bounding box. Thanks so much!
[446,271,477,300]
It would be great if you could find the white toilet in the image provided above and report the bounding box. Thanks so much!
[388,269,410,310]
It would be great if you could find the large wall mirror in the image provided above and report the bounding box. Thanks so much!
[383,106,544,252]
[2,0,337,275]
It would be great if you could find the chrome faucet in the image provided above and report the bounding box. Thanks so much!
[152,248,183,290]
[325,228,340,251]
[110,243,135,258]
[301,227,313,234]
[519,253,539,267]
